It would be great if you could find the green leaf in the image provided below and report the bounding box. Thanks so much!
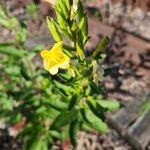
[83,36,90,45]
[79,16,88,37]
[82,123,97,133]
[71,21,77,31]
[60,126,70,143]
[86,100,106,121]
[69,120,80,146]
[55,6,68,29]
[98,100,121,112]
[77,0,84,21]
[59,72,72,80]
[61,28,73,40]
[49,130,60,139]
[33,44,45,52]
[36,106,47,114]
[46,17,62,42]
[16,22,27,44]
[63,44,75,51]
[85,86,91,96]
[59,0,69,19]
[20,127,34,149]
[1,95,13,111]
[44,106,60,119]
[27,136,48,150]
[20,67,31,80]
[53,80,73,94]
[0,45,23,57]
[42,97,67,110]
[89,82,100,94]
[76,30,84,58]
[93,36,110,58]
[51,109,78,129]
[68,94,78,110]
[0,42,14,46]
[70,10,78,20]
[66,0,73,11]
[40,140,48,150]
[81,108,108,133]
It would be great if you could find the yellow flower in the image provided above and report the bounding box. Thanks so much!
[40,41,70,75]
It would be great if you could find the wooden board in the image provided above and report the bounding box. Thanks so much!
[106,92,150,150]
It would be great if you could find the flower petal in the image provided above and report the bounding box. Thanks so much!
[50,41,63,54]
[49,66,59,75]
[44,59,57,71]
[40,50,51,60]
[40,41,70,75]
[58,57,70,69]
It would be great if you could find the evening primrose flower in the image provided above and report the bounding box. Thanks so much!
[40,41,70,75]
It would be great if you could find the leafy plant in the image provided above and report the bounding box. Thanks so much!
[0,0,121,149]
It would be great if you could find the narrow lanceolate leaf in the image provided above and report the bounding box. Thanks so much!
[53,80,73,93]
[20,67,31,80]
[66,0,72,12]
[61,28,73,40]
[76,43,84,58]
[17,22,27,44]
[68,94,78,110]
[77,0,84,21]
[81,108,109,133]
[71,21,77,31]
[69,120,80,147]
[46,17,62,42]
[79,16,88,37]
[0,45,23,57]
[86,100,106,121]
[89,82,100,94]
[49,130,60,139]
[51,109,78,129]
[27,137,48,150]
[93,36,110,58]
[98,100,121,112]
[59,0,69,19]
[55,6,68,29]
[42,98,67,110]
[76,30,84,58]
[63,44,76,52]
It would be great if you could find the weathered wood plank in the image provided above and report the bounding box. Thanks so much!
[126,111,150,150]
[107,93,148,129]
[106,93,150,150]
